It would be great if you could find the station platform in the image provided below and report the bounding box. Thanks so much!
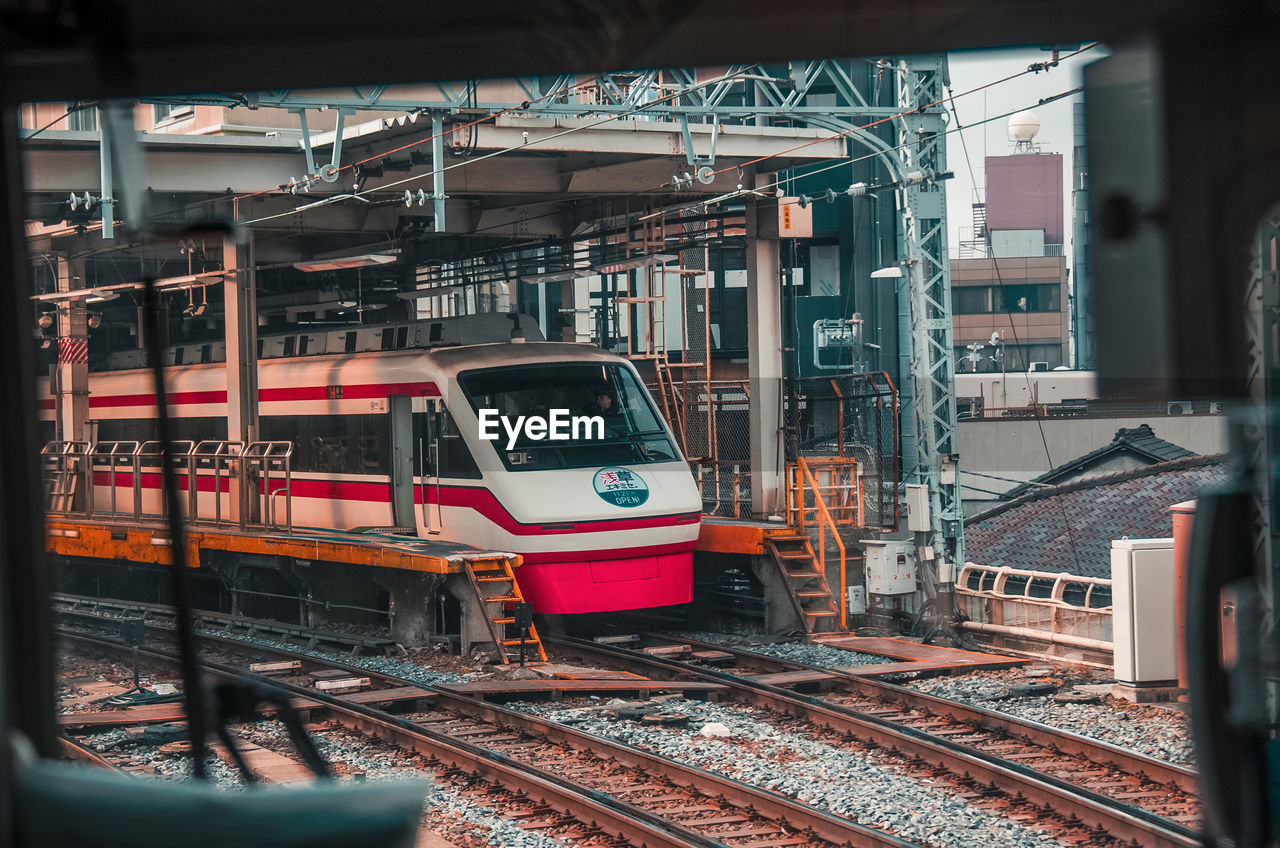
[45,516,517,575]
[694,516,793,556]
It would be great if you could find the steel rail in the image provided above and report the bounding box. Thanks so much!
[647,631,1200,795]
[553,635,1202,848]
[57,630,723,848]
[58,735,125,772]
[58,625,923,848]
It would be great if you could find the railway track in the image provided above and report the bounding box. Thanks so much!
[53,596,1202,847]
[549,633,1202,848]
[57,623,925,848]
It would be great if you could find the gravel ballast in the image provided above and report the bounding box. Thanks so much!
[902,670,1193,766]
[515,697,1067,848]
[676,631,895,666]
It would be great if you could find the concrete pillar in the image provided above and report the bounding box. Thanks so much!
[222,235,258,522]
[374,569,445,647]
[55,255,89,443]
[745,186,784,518]
[445,573,498,655]
[748,556,804,634]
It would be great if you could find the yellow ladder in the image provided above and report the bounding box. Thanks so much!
[463,557,548,664]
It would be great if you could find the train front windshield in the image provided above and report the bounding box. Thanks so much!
[459,363,680,470]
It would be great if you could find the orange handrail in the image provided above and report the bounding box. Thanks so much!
[796,456,848,630]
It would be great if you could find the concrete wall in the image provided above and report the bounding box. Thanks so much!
[959,414,1228,512]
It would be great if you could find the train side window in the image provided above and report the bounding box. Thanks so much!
[381,327,395,350]
[298,335,309,355]
[396,326,408,348]
[201,344,212,363]
[345,331,357,353]
[283,336,296,357]
[429,323,443,343]
[260,413,388,474]
[257,338,264,358]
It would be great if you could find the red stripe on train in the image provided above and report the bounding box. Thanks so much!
[92,474,696,536]
[81,381,440,409]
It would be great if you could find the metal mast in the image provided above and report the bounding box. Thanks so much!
[894,54,964,586]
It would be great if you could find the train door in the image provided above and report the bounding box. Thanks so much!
[388,394,415,531]
[417,399,443,535]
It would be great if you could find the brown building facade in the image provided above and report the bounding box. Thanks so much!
[950,255,1069,372]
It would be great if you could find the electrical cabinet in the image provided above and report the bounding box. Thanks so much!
[863,540,916,595]
[1111,538,1178,685]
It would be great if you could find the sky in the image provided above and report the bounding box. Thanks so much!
[942,44,1107,263]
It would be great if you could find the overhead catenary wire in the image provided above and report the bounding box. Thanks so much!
[238,66,784,225]
[236,46,1098,227]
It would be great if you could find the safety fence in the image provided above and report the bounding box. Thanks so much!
[955,562,1114,665]
[669,373,898,524]
[41,439,294,532]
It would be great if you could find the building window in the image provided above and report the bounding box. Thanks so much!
[999,284,1060,312]
[952,284,1060,314]
[953,286,992,315]
[66,105,98,132]
[152,103,193,125]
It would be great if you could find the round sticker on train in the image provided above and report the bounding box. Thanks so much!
[592,467,649,508]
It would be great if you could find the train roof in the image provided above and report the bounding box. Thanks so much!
[424,340,633,377]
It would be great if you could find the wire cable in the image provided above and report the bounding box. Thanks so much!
[944,78,1084,574]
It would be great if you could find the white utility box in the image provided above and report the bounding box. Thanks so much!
[1110,538,1177,686]
[904,484,930,532]
[863,540,916,595]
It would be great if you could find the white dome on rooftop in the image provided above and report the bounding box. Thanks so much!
[1008,110,1041,143]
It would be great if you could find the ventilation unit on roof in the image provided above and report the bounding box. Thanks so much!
[1028,361,1049,372]
[1167,401,1193,415]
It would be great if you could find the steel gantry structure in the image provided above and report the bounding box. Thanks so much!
[893,55,965,592]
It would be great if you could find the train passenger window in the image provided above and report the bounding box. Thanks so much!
[200,344,212,363]
[298,335,309,355]
[381,327,395,350]
[345,331,357,353]
[259,414,389,474]
[396,326,408,348]
[283,336,296,357]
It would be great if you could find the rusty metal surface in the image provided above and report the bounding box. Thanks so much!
[556,635,1202,848]
[58,735,125,771]
[59,625,920,848]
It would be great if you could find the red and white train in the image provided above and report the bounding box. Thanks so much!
[39,317,701,614]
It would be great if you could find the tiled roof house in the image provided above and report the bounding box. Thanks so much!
[964,455,1227,578]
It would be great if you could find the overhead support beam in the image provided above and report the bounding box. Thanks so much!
[23,143,302,194]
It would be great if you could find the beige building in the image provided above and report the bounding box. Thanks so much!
[950,255,1069,372]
